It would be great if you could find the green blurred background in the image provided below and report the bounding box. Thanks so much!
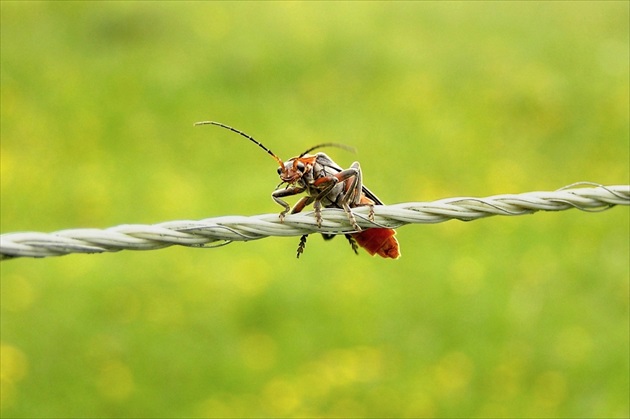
[1,1,628,418]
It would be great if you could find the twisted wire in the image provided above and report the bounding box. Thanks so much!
[1,183,628,260]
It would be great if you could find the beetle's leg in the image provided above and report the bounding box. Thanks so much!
[312,199,325,228]
[338,202,360,231]
[326,163,364,231]
[296,234,308,258]
[345,234,359,255]
[309,178,339,228]
[291,196,314,257]
[312,166,363,231]
[321,232,358,255]
[345,162,376,222]
[272,186,305,221]
[290,196,315,215]
[359,196,377,222]
[340,163,364,231]
[311,184,345,229]
[344,162,364,206]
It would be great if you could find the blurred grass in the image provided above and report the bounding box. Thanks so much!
[1,1,628,418]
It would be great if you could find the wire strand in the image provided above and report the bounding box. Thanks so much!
[1,183,628,260]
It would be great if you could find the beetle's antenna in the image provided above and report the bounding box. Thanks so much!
[299,143,357,157]
[195,121,284,167]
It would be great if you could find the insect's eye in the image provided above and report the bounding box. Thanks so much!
[277,167,282,175]
[296,161,306,172]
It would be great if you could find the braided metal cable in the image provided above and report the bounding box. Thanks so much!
[1,183,628,260]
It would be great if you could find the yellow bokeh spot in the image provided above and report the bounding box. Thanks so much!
[196,397,235,418]
[329,397,365,418]
[403,392,437,418]
[553,326,593,365]
[531,370,567,414]
[432,351,474,398]
[96,360,135,402]
[0,147,14,187]
[296,361,333,401]
[262,377,302,416]
[316,346,385,389]
[0,344,29,383]
[0,344,29,411]
[290,345,385,411]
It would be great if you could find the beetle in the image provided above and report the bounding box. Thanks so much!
[196,121,400,259]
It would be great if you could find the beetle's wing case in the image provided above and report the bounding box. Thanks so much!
[361,185,384,205]
[314,152,385,205]
[313,153,343,176]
